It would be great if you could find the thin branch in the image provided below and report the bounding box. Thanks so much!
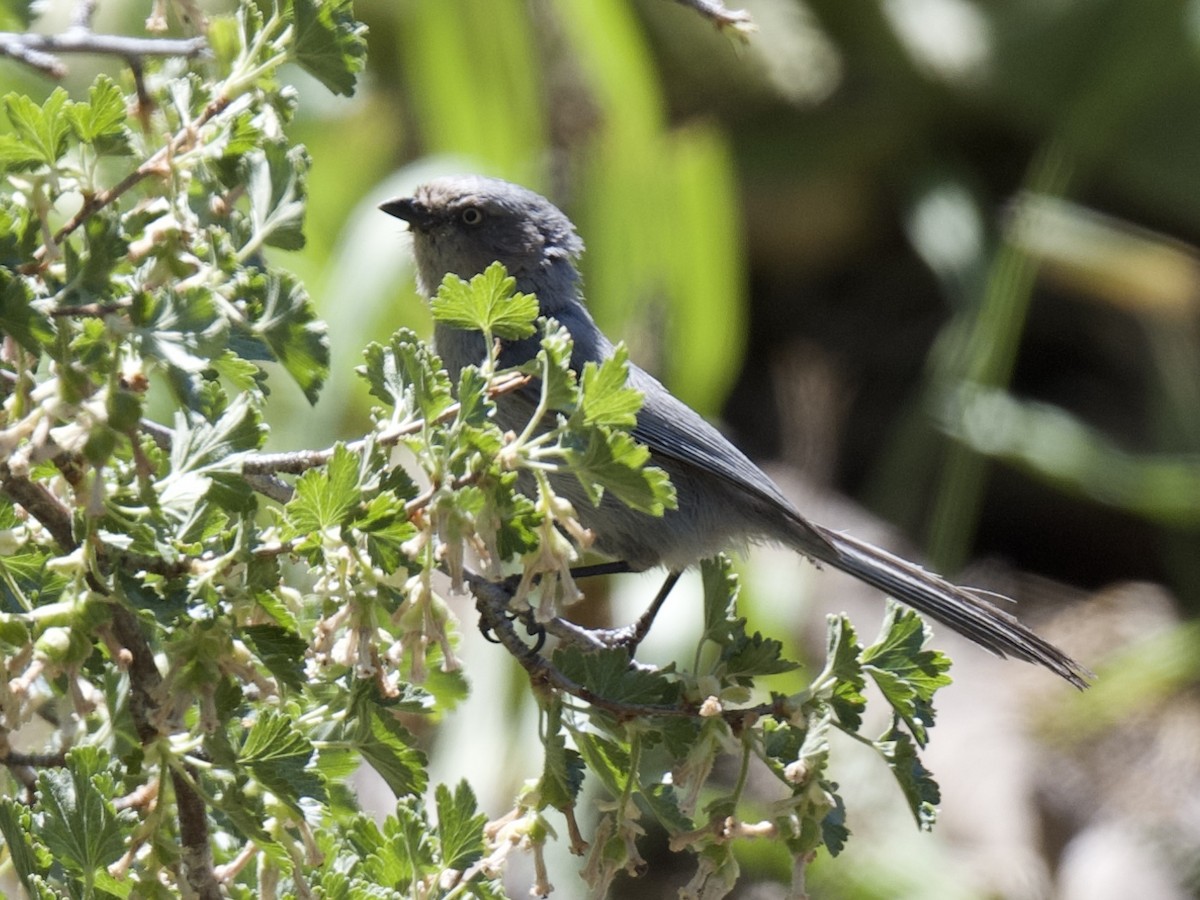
[1,748,67,768]
[0,370,532,508]
[113,779,159,812]
[243,472,294,504]
[50,300,131,317]
[0,466,76,550]
[35,91,231,261]
[0,40,65,77]
[242,371,532,476]
[71,0,100,31]
[670,0,755,34]
[0,30,207,79]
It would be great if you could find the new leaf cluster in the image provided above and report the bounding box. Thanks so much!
[522,553,952,898]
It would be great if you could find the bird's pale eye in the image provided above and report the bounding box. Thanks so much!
[460,207,484,226]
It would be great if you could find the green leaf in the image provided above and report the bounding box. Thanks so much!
[0,797,51,894]
[35,747,127,879]
[537,694,586,810]
[762,713,848,857]
[291,0,368,97]
[246,142,309,251]
[129,288,228,405]
[431,262,539,340]
[283,442,361,537]
[722,629,797,681]
[578,344,642,427]
[68,75,132,155]
[240,709,325,810]
[435,781,487,870]
[876,726,940,830]
[0,546,66,613]
[3,89,72,168]
[562,427,675,515]
[696,556,797,681]
[572,732,632,797]
[477,472,540,560]
[823,615,866,731]
[455,364,492,427]
[360,328,454,422]
[232,269,329,404]
[862,605,952,746]
[356,709,428,797]
[241,624,308,691]
[62,209,129,302]
[643,783,694,835]
[700,554,740,644]
[525,318,577,413]
[383,800,437,884]
[0,0,36,31]
[553,646,679,707]
[0,196,38,266]
[353,491,418,571]
[161,394,264,513]
[0,134,45,172]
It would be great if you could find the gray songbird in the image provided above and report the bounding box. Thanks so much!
[381,175,1088,687]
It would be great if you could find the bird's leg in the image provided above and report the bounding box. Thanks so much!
[571,570,682,655]
[479,565,632,651]
[620,570,681,651]
[569,561,634,579]
[509,563,680,656]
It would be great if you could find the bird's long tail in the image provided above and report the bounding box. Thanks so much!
[802,523,1090,688]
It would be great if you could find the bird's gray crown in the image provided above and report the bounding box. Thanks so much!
[381,175,584,307]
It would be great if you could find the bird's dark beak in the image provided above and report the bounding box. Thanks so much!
[379,197,435,231]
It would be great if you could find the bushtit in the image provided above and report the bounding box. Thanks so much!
[381,175,1087,687]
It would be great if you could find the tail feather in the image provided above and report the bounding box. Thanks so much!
[806,524,1091,688]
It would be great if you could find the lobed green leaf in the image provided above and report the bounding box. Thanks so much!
[562,427,676,515]
[431,262,539,340]
[435,781,488,870]
[862,604,952,746]
[876,726,940,830]
[578,344,643,427]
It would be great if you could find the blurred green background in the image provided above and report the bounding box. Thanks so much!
[7,0,1200,896]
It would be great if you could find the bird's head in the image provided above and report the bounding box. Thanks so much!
[380,175,584,310]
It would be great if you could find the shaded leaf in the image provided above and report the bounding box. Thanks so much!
[862,605,952,746]
[553,646,679,707]
[357,710,428,797]
[291,0,368,96]
[435,781,487,870]
[824,615,866,731]
[232,269,329,404]
[35,747,127,878]
[876,726,940,830]
[241,624,308,691]
[537,694,585,810]
[246,141,309,251]
[241,709,326,810]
